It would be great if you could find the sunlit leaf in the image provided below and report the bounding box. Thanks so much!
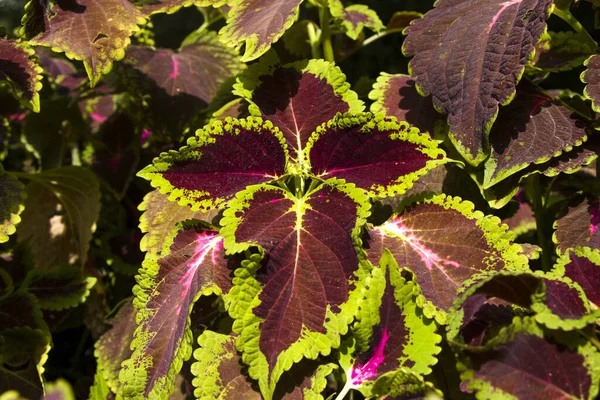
[0,165,25,244]
[0,39,43,112]
[552,247,600,308]
[328,0,384,40]
[403,0,553,164]
[582,54,600,113]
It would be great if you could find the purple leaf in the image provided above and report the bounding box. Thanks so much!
[365,195,527,322]
[403,0,553,164]
[554,249,600,308]
[119,227,233,399]
[484,82,589,187]
[27,0,146,85]
[369,74,443,136]
[219,0,304,62]
[223,184,367,372]
[329,0,384,40]
[138,117,288,211]
[583,54,600,112]
[235,55,363,162]
[307,113,446,197]
[0,39,42,112]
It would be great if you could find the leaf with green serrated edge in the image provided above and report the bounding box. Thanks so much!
[120,31,244,138]
[552,247,600,308]
[364,194,528,324]
[273,360,336,400]
[89,370,112,400]
[119,225,233,400]
[403,0,553,165]
[339,251,440,397]
[191,331,261,400]
[138,189,218,256]
[502,201,536,238]
[221,183,370,397]
[17,167,101,269]
[138,117,288,212]
[369,73,443,136]
[370,368,441,399]
[386,11,423,31]
[0,39,43,112]
[22,265,96,310]
[458,317,600,400]
[95,300,136,394]
[483,82,589,188]
[306,113,447,198]
[483,134,600,208]
[0,166,25,244]
[44,379,75,400]
[328,0,384,40]
[25,0,146,86]
[554,196,600,254]
[138,0,227,16]
[233,53,363,163]
[219,0,304,62]
[533,31,596,72]
[582,54,600,113]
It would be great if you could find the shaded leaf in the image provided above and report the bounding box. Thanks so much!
[403,0,553,164]
[0,39,42,112]
[221,183,370,396]
[369,73,443,136]
[484,82,589,188]
[582,54,600,112]
[364,194,528,323]
[17,167,101,269]
[191,331,261,400]
[386,11,423,31]
[139,0,227,16]
[219,0,304,62]
[234,53,363,162]
[458,318,600,400]
[23,265,96,310]
[27,0,146,85]
[533,31,596,72]
[95,300,136,393]
[307,113,446,198]
[119,226,232,400]
[273,360,336,400]
[138,117,288,211]
[328,0,384,40]
[0,166,25,243]
[44,379,75,400]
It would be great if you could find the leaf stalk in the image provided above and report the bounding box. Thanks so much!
[319,6,335,62]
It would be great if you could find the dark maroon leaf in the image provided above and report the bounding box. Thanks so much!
[235,56,363,161]
[403,0,553,164]
[119,227,233,399]
[554,196,600,254]
[542,279,588,321]
[502,201,536,237]
[369,74,442,136]
[484,82,589,187]
[462,326,595,399]
[0,39,42,112]
[138,118,288,211]
[583,54,600,112]
[555,249,600,307]
[307,113,445,197]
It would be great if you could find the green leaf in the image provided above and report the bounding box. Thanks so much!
[533,31,597,72]
[25,0,147,86]
[219,0,304,62]
[137,117,288,212]
[17,167,101,269]
[44,379,75,400]
[328,0,384,40]
[0,165,25,244]
[139,0,228,16]
[221,183,370,398]
[273,361,337,400]
[364,194,528,324]
[0,39,43,112]
[191,331,261,400]
[22,265,96,310]
[89,370,112,400]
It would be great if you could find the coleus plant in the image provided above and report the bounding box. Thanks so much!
[1,0,600,399]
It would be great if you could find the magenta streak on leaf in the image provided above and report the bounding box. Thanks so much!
[381,217,461,273]
[489,0,522,30]
[90,112,107,123]
[177,234,224,304]
[170,55,180,80]
[350,328,389,386]
[589,202,600,235]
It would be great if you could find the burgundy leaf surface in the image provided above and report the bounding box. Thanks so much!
[558,250,600,307]
[230,185,362,368]
[308,114,444,196]
[554,196,600,254]
[403,0,553,164]
[583,54,600,112]
[484,82,589,187]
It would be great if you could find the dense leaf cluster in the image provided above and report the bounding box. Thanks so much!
[1,0,600,399]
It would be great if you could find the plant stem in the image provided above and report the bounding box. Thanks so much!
[307,21,322,59]
[319,7,335,62]
[361,28,404,48]
[529,174,552,271]
[71,145,81,166]
[334,380,353,400]
[552,8,597,50]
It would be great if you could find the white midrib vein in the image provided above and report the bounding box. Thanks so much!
[288,97,304,164]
